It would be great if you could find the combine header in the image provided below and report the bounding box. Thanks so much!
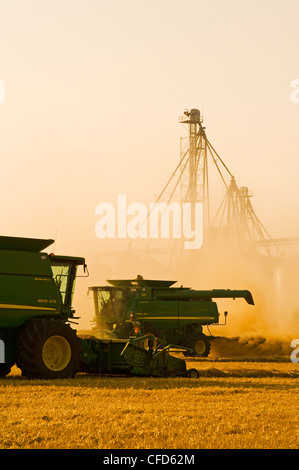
[79,334,198,378]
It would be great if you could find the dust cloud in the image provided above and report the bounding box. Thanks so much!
[178,243,299,359]
[209,336,293,359]
[75,237,299,360]
[178,244,299,338]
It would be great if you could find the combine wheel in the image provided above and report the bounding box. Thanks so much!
[185,368,200,379]
[183,332,211,357]
[16,319,81,379]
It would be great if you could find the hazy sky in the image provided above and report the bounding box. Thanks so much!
[0,0,298,257]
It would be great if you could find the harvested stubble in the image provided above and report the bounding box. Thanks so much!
[0,361,298,450]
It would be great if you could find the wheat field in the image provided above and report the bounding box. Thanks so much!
[0,357,298,450]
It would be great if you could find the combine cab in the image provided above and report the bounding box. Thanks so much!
[89,276,254,357]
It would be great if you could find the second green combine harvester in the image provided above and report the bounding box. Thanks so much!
[89,275,254,357]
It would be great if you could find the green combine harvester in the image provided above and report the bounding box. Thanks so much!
[0,236,254,379]
[0,236,86,378]
[89,276,254,357]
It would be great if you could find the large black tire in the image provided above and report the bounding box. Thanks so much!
[182,332,211,357]
[16,318,82,379]
[185,368,200,378]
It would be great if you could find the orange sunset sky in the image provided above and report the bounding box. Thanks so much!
[0,0,298,328]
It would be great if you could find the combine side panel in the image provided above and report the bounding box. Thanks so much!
[0,250,61,328]
[178,301,219,327]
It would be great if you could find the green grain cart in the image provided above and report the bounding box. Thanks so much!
[90,276,254,357]
[0,236,87,378]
